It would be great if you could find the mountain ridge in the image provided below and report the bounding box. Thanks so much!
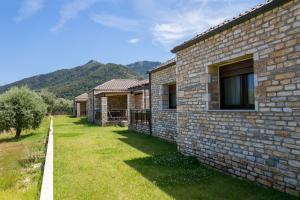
[0,60,160,99]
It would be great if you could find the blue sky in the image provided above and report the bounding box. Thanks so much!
[0,0,265,85]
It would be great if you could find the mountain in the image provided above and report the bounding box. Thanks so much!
[126,61,161,78]
[0,60,142,99]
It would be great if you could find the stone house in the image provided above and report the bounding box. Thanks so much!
[149,59,177,142]
[128,80,151,134]
[73,93,88,117]
[149,0,300,195]
[87,79,148,125]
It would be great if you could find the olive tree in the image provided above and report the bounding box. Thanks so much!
[39,89,56,115]
[0,87,47,138]
[52,98,73,115]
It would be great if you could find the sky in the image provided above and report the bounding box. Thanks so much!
[0,0,265,86]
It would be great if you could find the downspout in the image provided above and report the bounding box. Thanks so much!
[143,87,146,110]
[149,72,153,136]
[73,98,76,117]
[92,89,95,123]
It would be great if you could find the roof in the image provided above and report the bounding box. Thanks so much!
[171,0,290,53]
[94,79,139,92]
[148,58,176,73]
[75,93,88,101]
[128,79,149,90]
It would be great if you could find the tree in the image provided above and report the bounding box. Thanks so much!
[39,89,56,115]
[0,87,47,138]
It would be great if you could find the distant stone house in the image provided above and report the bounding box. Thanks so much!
[73,93,88,117]
[128,79,151,134]
[87,79,149,125]
[149,0,300,196]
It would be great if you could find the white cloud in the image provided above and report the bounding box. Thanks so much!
[90,14,139,32]
[153,10,226,46]
[128,38,141,44]
[131,0,262,47]
[14,0,44,23]
[51,0,99,32]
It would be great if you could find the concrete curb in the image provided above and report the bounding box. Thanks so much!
[40,117,53,200]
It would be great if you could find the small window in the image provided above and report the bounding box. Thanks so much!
[169,84,177,109]
[220,59,254,109]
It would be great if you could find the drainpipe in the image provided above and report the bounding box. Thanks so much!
[92,89,95,123]
[73,97,76,117]
[149,72,153,136]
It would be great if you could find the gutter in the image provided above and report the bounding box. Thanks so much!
[148,59,176,74]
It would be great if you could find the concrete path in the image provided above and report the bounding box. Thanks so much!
[40,117,53,200]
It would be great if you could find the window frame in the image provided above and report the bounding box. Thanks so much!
[168,84,177,109]
[219,59,255,110]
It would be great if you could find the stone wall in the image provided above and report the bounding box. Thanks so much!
[129,123,150,135]
[175,0,300,195]
[151,64,177,142]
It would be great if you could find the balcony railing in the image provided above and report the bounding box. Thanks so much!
[130,109,150,125]
[108,109,128,121]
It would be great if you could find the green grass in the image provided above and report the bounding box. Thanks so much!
[54,116,296,200]
[0,117,50,200]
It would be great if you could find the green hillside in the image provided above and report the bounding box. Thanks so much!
[127,61,161,78]
[0,60,142,99]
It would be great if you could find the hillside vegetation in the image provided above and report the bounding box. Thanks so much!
[0,60,160,99]
[127,61,161,78]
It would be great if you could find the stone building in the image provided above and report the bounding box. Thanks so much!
[87,79,149,126]
[73,93,88,117]
[164,0,300,196]
[128,80,151,134]
[149,59,177,142]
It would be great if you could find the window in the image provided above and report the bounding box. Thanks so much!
[220,59,254,109]
[169,84,177,109]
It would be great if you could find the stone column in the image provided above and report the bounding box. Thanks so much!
[142,90,145,109]
[73,100,76,116]
[101,97,108,126]
[76,102,81,117]
[127,94,135,124]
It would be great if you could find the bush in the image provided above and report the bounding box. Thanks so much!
[52,98,73,115]
[0,87,47,138]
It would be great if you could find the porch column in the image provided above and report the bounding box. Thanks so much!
[142,90,145,109]
[101,97,108,125]
[73,100,76,116]
[76,102,81,117]
[127,94,135,124]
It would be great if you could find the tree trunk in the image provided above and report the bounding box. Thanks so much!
[15,128,21,139]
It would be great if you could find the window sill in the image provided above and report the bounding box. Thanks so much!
[207,109,257,112]
[160,109,177,111]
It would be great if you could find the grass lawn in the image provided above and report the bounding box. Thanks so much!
[54,116,296,200]
[0,117,50,200]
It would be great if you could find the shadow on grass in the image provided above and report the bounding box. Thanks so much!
[114,129,177,156]
[0,133,34,144]
[114,129,295,200]
[72,117,100,128]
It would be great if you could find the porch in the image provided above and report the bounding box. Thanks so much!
[94,93,129,125]
[74,93,88,117]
